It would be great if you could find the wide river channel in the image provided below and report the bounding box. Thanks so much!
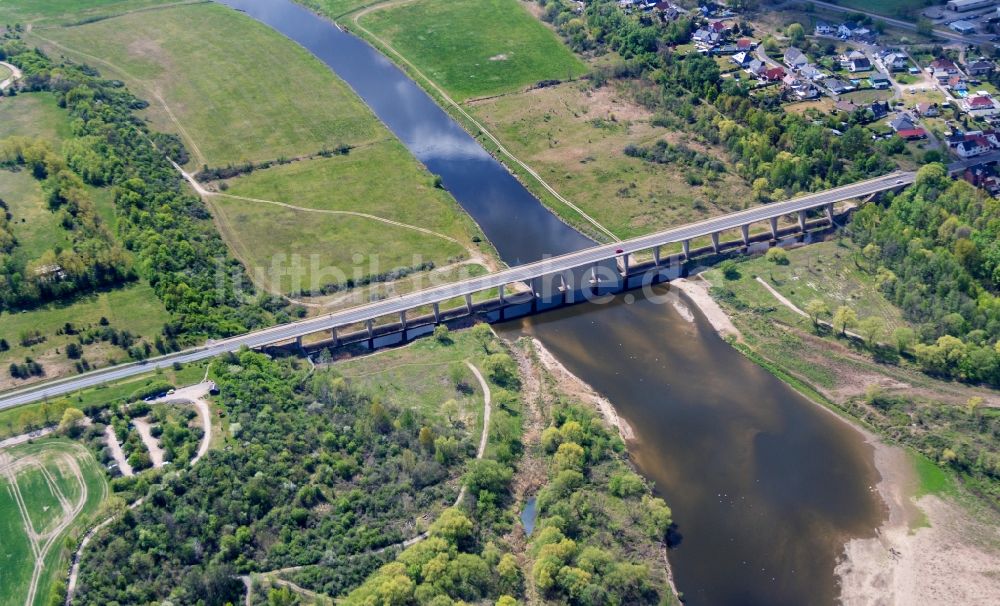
[220,1,884,603]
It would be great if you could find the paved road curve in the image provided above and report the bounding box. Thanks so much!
[0,171,915,411]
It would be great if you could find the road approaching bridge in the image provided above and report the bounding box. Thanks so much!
[0,170,915,411]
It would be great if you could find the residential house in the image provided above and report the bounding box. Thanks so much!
[890,114,917,132]
[713,44,739,55]
[966,58,995,78]
[710,20,730,34]
[931,58,958,74]
[869,74,891,89]
[784,47,808,70]
[870,101,891,120]
[764,67,786,82]
[947,131,967,147]
[693,29,720,49]
[963,94,1000,117]
[916,102,940,117]
[815,23,836,36]
[783,75,817,99]
[849,56,872,72]
[882,52,907,71]
[962,164,1000,196]
[731,51,753,68]
[835,100,859,114]
[841,50,866,69]
[956,135,992,158]
[824,77,854,94]
[799,65,825,81]
[837,24,854,38]
[934,69,953,84]
[897,128,928,140]
[736,38,755,52]
[948,76,968,93]
[745,59,766,77]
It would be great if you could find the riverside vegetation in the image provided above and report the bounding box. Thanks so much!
[62,325,676,605]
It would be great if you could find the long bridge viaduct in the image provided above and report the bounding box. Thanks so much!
[0,170,918,410]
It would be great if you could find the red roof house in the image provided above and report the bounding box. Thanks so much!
[764,67,786,81]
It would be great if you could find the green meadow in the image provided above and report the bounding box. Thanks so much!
[37,2,384,166]
[359,0,586,101]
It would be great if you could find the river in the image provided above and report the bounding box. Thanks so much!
[218,1,884,603]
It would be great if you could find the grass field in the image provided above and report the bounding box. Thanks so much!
[0,64,11,82]
[0,170,72,266]
[358,0,586,101]
[0,0,169,24]
[0,282,172,393]
[300,0,374,19]
[214,139,487,294]
[704,239,911,333]
[0,92,72,145]
[333,326,498,451]
[0,439,109,606]
[467,81,753,238]
[34,2,384,167]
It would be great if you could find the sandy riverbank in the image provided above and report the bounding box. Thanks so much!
[670,277,741,339]
[530,338,635,441]
[677,276,1000,605]
[837,433,1000,605]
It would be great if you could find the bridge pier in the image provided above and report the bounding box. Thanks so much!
[710,232,720,254]
[465,294,473,315]
[399,310,407,343]
[366,319,375,348]
[798,210,807,233]
[682,239,690,260]
[330,327,339,346]
[769,217,779,240]
[741,224,750,247]
[295,336,303,350]
[619,255,629,290]
[653,245,661,266]
[825,203,835,225]
[432,302,441,324]
[498,284,506,320]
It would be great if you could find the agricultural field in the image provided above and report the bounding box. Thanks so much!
[0,439,109,606]
[0,64,12,82]
[357,0,586,101]
[828,0,932,19]
[467,81,753,238]
[33,1,384,167]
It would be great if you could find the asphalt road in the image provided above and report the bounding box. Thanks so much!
[0,170,916,411]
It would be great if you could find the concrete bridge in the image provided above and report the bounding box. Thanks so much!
[0,170,915,411]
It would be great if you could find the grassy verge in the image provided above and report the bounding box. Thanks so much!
[0,360,207,440]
